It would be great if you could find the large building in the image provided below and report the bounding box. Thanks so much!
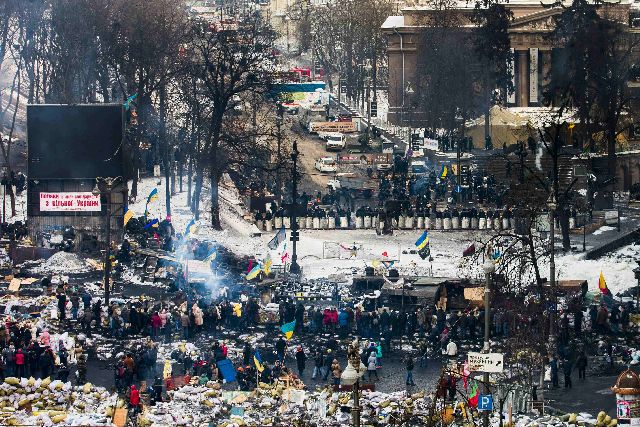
[381,0,639,125]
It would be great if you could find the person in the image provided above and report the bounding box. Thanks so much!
[563,358,573,389]
[295,346,306,377]
[576,351,587,380]
[77,354,87,384]
[243,343,252,367]
[445,340,457,359]
[15,348,25,378]
[129,385,141,412]
[70,293,80,320]
[331,359,341,386]
[405,355,416,386]
[367,351,379,381]
[180,312,190,340]
[276,337,287,362]
[312,349,323,380]
[57,364,70,382]
[322,349,333,381]
[550,356,559,388]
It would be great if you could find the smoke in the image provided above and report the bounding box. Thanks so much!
[175,236,225,302]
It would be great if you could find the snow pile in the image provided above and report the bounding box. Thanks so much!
[29,251,91,275]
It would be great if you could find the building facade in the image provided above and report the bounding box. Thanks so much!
[382,1,638,125]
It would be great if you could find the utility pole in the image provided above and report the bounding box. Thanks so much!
[93,176,122,306]
[482,259,495,427]
[276,103,284,201]
[547,192,557,353]
[289,141,301,275]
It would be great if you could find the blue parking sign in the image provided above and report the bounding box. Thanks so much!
[478,395,493,411]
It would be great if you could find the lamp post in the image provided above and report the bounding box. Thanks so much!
[93,176,122,305]
[633,261,640,313]
[364,59,373,146]
[289,142,301,275]
[341,341,366,427]
[547,191,557,352]
[482,258,495,427]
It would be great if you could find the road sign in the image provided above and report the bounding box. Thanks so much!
[467,352,504,373]
[478,395,493,411]
[455,185,462,193]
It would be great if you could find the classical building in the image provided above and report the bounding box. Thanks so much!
[381,0,639,126]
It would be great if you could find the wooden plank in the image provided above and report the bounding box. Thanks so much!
[112,408,128,427]
[8,278,21,292]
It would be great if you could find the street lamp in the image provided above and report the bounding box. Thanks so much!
[93,176,122,305]
[633,261,640,312]
[403,82,414,145]
[289,142,301,275]
[341,341,366,427]
[547,191,557,352]
[364,59,373,146]
[482,258,495,427]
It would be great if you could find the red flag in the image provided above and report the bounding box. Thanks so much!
[463,243,476,257]
[153,233,160,243]
[247,259,253,273]
[382,251,388,257]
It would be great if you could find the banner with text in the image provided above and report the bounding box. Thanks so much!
[467,352,504,373]
[39,192,102,212]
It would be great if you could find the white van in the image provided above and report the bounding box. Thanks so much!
[325,133,345,151]
[315,157,338,173]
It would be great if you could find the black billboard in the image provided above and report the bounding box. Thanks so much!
[27,104,124,179]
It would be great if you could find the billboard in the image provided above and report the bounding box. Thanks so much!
[39,192,101,212]
[310,121,357,133]
[27,104,124,179]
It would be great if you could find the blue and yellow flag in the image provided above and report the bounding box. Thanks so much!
[124,208,134,226]
[147,188,159,204]
[439,164,448,179]
[280,320,296,340]
[254,349,265,373]
[263,253,272,276]
[185,219,197,236]
[415,230,430,250]
[144,218,159,229]
[246,264,262,280]
[123,93,138,111]
[204,249,217,263]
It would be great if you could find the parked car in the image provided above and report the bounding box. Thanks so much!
[315,157,338,173]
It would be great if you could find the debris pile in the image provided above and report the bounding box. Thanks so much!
[28,251,92,275]
[0,377,113,426]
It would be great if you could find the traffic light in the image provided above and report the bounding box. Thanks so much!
[290,230,299,242]
[461,165,470,185]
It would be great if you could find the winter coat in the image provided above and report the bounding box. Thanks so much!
[15,350,25,365]
[194,308,204,326]
[331,361,341,379]
[367,354,377,371]
[151,314,162,328]
[129,387,140,406]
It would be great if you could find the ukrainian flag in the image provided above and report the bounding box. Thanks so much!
[440,164,448,179]
[415,230,429,250]
[204,249,217,263]
[254,349,265,372]
[246,264,262,280]
[263,253,272,276]
[144,218,159,229]
[185,219,197,236]
[124,208,134,226]
[147,188,159,204]
[280,320,296,340]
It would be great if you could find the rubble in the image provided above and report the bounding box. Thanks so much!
[27,252,93,275]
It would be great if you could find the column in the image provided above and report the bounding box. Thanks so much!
[529,48,539,104]
[541,50,552,103]
[518,50,529,107]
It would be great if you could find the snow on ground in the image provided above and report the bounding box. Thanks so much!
[554,243,640,295]
[129,176,639,295]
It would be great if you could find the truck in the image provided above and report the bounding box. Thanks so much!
[327,173,377,199]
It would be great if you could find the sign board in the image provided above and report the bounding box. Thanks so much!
[467,352,504,373]
[618,400,631,419]
[310,121,357,133]
[424,138,439,151]
[604,209,619,226]
[478,395,493,411]
[39,192,101,212]
[631,418,640,427]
